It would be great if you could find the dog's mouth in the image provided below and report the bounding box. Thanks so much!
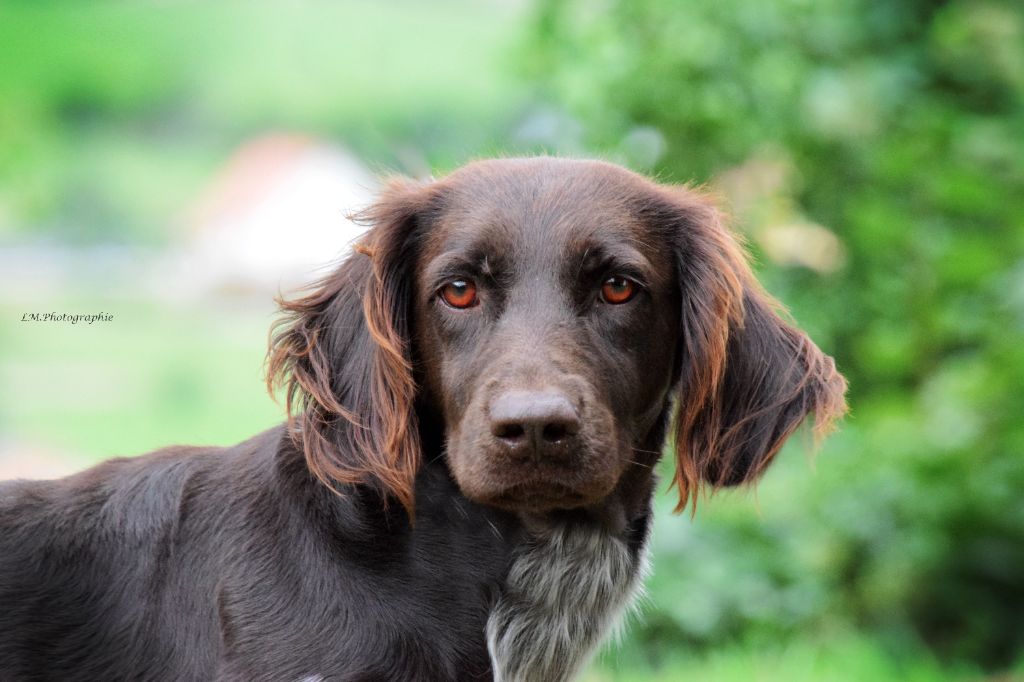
[487,481,590,512]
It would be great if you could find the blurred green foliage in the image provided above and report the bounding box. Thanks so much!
[522,0,1024,671]
[1,0,1022,679]
[0,0,525,242]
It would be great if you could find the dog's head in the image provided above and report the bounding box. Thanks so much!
[268,158,847,518]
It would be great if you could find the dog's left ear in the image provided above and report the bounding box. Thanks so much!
[267,177,439,516]
[657,187,848,512]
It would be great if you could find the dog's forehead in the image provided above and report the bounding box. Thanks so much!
[425,159,662,268]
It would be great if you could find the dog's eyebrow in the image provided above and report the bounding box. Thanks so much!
[576,243,655,286]
[423,251,497,289]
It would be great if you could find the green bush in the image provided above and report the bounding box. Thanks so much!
[522,0,1024,669]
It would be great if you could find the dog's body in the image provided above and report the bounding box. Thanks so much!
[0,433,647,682]
[0,158,846,681]
[0,429,579,680]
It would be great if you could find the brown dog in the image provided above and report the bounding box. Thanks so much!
[1,157,846,681]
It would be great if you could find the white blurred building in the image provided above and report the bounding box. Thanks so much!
[182,133,379,295]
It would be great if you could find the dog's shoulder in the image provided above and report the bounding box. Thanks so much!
[3,439,225,529]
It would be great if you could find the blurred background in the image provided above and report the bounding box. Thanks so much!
[1,0,1022,679]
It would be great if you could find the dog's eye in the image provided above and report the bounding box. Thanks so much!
[600,275,638,305]
[439,279,479,309]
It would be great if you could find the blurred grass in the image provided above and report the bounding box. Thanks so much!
[0,297,280,463]
[587,632,994,682]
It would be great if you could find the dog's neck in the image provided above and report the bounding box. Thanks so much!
[483,408,667,681]
[406,404,665,681]
[486,508,652,682]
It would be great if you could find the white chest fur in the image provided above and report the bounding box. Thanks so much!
[486,521,649,682]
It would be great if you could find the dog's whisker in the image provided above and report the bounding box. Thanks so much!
[485,519,503,541]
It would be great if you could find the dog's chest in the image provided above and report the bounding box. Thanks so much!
[485,522,649,682]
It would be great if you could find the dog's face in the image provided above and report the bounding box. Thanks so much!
[412,162,680,512]
[269,157,847,518]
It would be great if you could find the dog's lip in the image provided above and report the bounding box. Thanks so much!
[488,481,588,510]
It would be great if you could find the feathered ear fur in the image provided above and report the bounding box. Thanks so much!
[267,178,438,516]
[658,187,848,512]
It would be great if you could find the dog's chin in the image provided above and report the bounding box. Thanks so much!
[456,475,618,514]
[480,482,591,513]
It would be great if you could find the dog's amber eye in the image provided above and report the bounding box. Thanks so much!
[600,276,638,304]
[440,279,478,309]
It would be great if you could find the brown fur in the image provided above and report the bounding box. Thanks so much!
[659,186,847,510]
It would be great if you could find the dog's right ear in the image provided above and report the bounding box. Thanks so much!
[267,178,440,516]
[656,186,848,513]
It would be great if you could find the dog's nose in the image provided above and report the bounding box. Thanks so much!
[489,390,581,460]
